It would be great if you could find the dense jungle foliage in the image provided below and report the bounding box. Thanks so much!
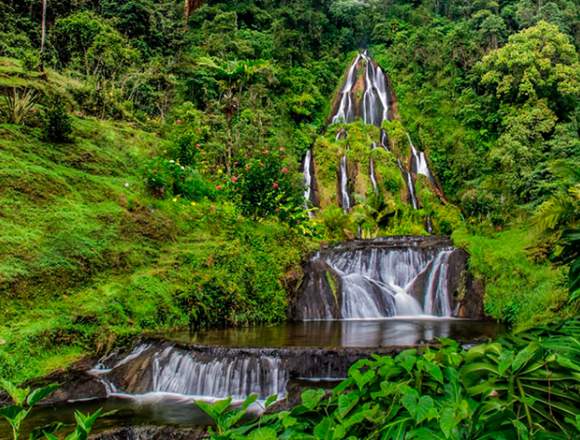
[0,0,578,390]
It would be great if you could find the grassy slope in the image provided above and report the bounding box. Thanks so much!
[0,118,308,384]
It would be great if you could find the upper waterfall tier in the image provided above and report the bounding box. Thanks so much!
[331,52,396,126]
[291,237,478,321]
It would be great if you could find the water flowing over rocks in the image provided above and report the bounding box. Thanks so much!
[290,236,482,320]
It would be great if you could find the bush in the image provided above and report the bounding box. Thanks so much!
[226,148,305,224]
[145,157,215,200]
[2,87,37,125]
[43,96,72,143]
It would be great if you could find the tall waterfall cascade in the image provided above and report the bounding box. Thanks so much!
[339,155,351,212]
[311,51,440,213]
[302,149,315,216]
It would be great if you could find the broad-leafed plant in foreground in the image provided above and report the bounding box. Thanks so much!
[198,319,580,439]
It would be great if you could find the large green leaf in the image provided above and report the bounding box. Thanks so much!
[337,392,359,418]
[300,389,325,411]
[26,384,59,407]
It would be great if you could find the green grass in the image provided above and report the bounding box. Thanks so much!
[453,227,571,329]
[0,119,309,384]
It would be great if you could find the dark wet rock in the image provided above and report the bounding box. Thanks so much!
[91,426,206,440]
[290,257,341,320]
[455,277,486,319]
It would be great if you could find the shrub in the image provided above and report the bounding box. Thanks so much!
[43,96,72,143]
[2,87,37,125]
[226,149,305,224]
[145,157,215,200]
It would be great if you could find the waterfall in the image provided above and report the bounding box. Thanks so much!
[325,53,441,213]
[303,149,314,216]
[296,239,456,320]
[339,155,351,212]
[362,56,390,126]
[331,54,362,124]
[423,251,453,316]
[336,128,347,141]
[425,216,434,234]
[369,143,378,193]
[397,158,418,209]
[380,128,390,151]
[405,170,419,209]
[408,134,431,179]
[91,345,288,401]
[150,348,286,399]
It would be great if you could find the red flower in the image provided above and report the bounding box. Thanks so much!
[231,176,238,183]
[215,185,223,190]
[281,167,289,174]
[272,182,279,190]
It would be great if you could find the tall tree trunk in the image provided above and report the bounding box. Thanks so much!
[40,0,47,73]
[184,0,203,22]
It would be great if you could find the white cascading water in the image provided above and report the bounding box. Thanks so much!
[369,142,378,193]
[320,245,453,319]
[331,54,362,124]
[397,158,419,209]
[362,54,390,126]
[406,170,419,209]
[408,134,431,179]
[380,128,390,150]
[303,149,314,216]
[91,345,287,401]
[150,347,286,400]
[423,250,453,316]
[339,155,351,211]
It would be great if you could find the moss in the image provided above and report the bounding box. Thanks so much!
[325,270,338,301]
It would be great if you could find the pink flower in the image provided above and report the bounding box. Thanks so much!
[281,167,289,174]
[231,176,238,183]
[272,182,279,190]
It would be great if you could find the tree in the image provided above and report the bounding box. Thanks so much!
[40,0,47,72]
[478,13,507,50]
[184,0,203,21]
[478,21,579,113]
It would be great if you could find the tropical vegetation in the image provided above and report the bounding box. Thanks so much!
[0,0,578,437]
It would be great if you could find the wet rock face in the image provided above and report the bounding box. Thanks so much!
[290,237,484,320]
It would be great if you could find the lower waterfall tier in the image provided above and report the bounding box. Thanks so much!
[291,236,483,320]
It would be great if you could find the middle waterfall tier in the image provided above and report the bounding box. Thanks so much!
[292,237,469,320]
